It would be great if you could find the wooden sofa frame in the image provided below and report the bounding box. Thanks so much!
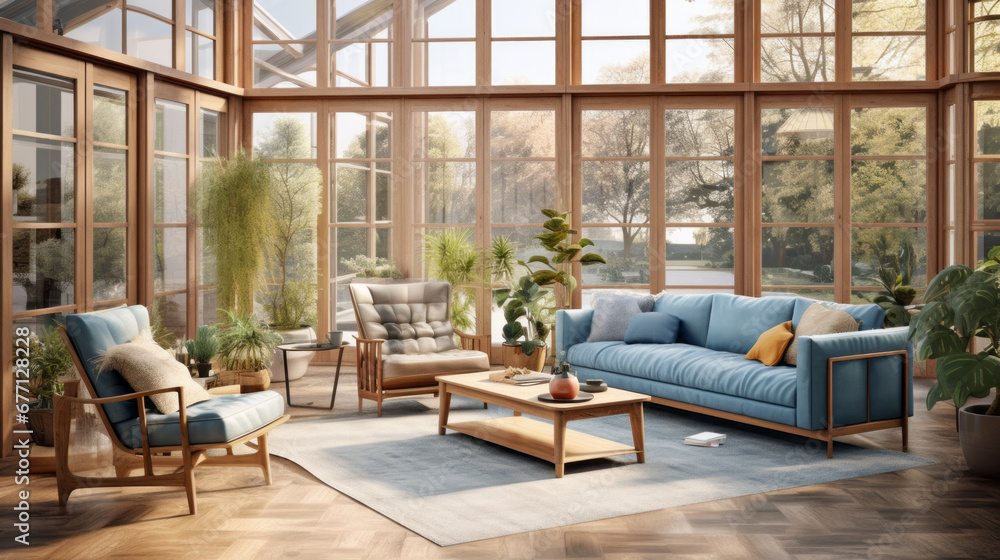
[650,349,910,458]
[56,326,290,514]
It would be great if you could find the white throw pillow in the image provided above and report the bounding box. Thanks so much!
[98,331,212,414]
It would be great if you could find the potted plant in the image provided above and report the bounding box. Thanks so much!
[424,228,482,333]
[874,241,920,328]
[216,311,282,393]
[21,326,74,446]
[256,117,323,382]
[185,325,219,378]
[908,246,1000,477]
[524,209,607,309]
[495,275,550,371]
[201,148,274,319]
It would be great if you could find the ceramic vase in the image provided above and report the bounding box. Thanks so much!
[549,370,580,399]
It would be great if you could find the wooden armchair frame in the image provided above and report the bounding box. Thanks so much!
[57,326,289,514]
[354,330,490,416]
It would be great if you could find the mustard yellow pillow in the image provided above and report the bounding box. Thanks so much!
[745,321,794,366]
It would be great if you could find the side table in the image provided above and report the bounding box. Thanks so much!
[276,341,350,409]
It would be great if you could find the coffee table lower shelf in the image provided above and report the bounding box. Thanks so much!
[443,416,641,468]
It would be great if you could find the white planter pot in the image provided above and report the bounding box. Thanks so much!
[269,326,316,382]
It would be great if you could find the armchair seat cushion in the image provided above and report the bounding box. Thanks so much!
[112,390,285,449]
[382,349,490,389]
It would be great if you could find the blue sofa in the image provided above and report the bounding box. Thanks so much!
[556,294,913,456]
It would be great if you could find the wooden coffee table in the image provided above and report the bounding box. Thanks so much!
[436,372,651,478]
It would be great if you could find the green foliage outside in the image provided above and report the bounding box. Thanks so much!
[19,326,72,409]
[341,255,403,278]
[201,149,274,319]
[215,310,281,372]
[908,247,1000,416]
[256,117,322,330]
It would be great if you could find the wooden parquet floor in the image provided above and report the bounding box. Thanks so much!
[1,368,999,560]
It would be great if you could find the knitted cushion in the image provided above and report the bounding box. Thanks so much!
[587,293,656,342]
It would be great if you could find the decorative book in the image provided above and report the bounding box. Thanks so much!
[684,431,726,447]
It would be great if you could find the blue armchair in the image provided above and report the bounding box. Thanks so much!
[56,306,289,514]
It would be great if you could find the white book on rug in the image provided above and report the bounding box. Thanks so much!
[684,431,726,445]
[684,441,721,447]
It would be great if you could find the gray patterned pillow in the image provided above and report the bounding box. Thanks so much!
[587,293,656,342]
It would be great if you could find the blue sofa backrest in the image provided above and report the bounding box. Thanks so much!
[64,305,149,424]
[653,294,715,346]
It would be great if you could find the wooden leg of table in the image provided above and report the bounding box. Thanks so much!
[553,413,567,478]
[512,410,522,417]
[628,404,645,464]
[438,382,451,435]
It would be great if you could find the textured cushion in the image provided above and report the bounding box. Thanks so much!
[113,390,285,449]
[706,294,797,354]
[64,306,150,424]
[784,304,861,365]
[349,281,457,355]
[745,321,794,366]
[653,293,715,347]
[587,293,655,342]
[99,332,211,414]
[381,349,490,389]
[624,312,680,345]
[792,298,884,331]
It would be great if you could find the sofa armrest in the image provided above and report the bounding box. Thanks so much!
[555,309,594,357]
[795,327,912,431]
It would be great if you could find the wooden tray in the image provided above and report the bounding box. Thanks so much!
[537,392,595,403]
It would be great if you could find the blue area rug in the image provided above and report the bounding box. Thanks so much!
[268,398,934,546]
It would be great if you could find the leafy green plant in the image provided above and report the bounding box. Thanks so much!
[201,149,274,319]
[494,276,550,356]
[20,326,73,409]
[874,241,919,328]
[215,310,281,372]
[424,228,481,332]
[525,209,606,309]
[908,246,1000,416]
[185,325,219,364]
[341,255,403,278]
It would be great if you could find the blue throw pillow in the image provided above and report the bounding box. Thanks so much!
[624,312,680,345]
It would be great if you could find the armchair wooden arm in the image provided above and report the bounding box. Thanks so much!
[454,329,490,352]
[353,335,385,410]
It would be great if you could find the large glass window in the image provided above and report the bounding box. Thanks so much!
[92,85,130,305]
[186,0,217,79]
[580,0,650,84]
[972,0,1000,72]
[580,103,651,290]
[252,0,318,87]
[412,0,476,86]
[760,0,834,82]
[60,0,175,68]
[664,106,736,291]
[332,0,394,87]
[761,104,835,299]
[975,99,1000,258]
[665,0,735,83]
[154,98,189,338]
[851,0,926,81]
[491,0,556,85]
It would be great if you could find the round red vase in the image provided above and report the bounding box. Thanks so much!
[549,371,580,399]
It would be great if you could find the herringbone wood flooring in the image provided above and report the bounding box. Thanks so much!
[2,368,999,559]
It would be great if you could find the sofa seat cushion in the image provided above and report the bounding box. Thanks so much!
[113,390,285,449]
[568,342,796,407]
[381,349,490,389]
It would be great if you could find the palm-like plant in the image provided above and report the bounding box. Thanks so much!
[908,246,1000,415]
[873,241,919,328]
[216,311,281,372]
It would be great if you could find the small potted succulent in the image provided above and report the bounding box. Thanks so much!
[185,325,219,378]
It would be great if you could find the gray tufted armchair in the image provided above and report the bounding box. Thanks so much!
[348,281,491,416]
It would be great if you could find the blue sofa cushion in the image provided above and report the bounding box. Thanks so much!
[705,294,797,355]
[792,298,884,331]
[113,390,286,449]
[588,293,655,342]
[625,312,679,344]
[64,306,149,424]
[568,341,797,407]
[653,294,714,347]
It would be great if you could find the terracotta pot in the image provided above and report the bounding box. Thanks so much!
[959,404,1000,478]
[501,343,547,372]
[549,370,580,400]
